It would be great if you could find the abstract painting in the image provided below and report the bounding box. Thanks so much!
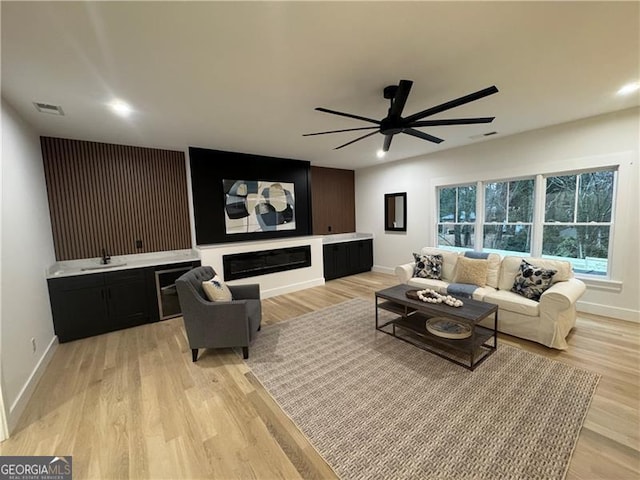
[223,179,295,234]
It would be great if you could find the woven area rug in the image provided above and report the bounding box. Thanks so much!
[246,298,600,480]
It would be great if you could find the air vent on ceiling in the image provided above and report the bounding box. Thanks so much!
[33,102,64,116]
[469,131,497,140]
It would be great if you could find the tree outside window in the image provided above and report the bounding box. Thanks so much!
[437,185,476,250]
[542,170,614,275]
[483,179,534,256]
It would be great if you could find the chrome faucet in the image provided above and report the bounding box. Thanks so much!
[101,248,111,265]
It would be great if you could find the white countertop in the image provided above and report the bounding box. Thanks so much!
[47,249,200,278]
[321,232,374,245]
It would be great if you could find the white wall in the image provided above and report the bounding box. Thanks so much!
[356,107,640,321]
[1,98,58,431]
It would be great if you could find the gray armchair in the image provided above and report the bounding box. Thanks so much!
[175,266,261,361]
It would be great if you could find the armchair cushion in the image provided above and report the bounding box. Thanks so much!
[202,275,233,302]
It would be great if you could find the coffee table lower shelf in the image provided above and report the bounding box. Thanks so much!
[376,312,496,370]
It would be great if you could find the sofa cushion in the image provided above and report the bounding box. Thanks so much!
[412,253,443,280]
[420,247,460,282]
[202,275,233,302]
[511,260,557,301]
[469,285,497,301]
[462,251,501,288]
[483,290,540,317]
[453,256,488,287]
[499,256,573,291]
[484,253,501,288]
[407,278,449,293]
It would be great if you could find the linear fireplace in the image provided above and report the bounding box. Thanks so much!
[223,245,312,281]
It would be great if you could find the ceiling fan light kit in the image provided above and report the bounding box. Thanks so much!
[304,80,499,154]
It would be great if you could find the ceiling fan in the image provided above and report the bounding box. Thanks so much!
[303,80,498,152]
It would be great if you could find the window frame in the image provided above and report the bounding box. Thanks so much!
[436,183,478,251]
[434,167,617,279]
[541,167,617,277]
[482,178,535,257]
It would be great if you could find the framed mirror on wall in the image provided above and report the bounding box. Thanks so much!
[384,192,407,232]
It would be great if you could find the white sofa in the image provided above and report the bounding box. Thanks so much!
[395,247,586,350]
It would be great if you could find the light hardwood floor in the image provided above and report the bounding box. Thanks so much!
[1,272,638,479]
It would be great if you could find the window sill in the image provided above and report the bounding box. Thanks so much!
[576,275,622,293]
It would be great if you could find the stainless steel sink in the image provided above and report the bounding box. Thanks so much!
[80,262,127,271]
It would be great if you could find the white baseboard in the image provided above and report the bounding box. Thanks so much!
[372,265,395,275]
[8,335,58,433]
[261,278,325,299]
[577,300,640,323]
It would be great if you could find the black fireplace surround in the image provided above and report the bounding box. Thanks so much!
[223,246,311,281]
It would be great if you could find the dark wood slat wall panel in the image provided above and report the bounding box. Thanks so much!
[41,137,191,261]
[310,166,356,235]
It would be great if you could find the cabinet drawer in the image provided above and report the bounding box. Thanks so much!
[104,268,145,283]
[48,273,104,292]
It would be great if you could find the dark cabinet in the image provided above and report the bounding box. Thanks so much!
[48,275,108,342]
[323,239,373,280]
[104,269,150,330]
[48,268,151,342]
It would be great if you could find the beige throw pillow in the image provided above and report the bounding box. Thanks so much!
[453,256,488,287]
[202,275,233,302]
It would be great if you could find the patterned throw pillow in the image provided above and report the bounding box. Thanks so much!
[511,260,557,301]
[202,275,233,302]
[412,253,443,280]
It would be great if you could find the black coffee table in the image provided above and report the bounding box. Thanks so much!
[375,284,498,370]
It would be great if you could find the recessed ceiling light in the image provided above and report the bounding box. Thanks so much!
[108,99,132,117]
[617,82,640,96]
[376,149,386,158]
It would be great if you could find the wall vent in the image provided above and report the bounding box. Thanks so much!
[33,102,64,115]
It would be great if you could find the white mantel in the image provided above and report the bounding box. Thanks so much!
[197,236,325,299]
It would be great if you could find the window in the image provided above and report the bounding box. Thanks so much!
[437,184,476,250]
[483,179,534,256]
[435,167,616,277]
[542,170,614,275]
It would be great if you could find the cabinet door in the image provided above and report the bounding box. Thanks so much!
[323,244,348,280]
[105,269,149,330]
[346,240,373,274]
[359,239,373,271]
[48,276,108,343]
[323,244,337,280]
[346,241,361,274]
[333,243,349,279]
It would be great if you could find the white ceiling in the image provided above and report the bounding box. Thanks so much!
[2,1,639,170]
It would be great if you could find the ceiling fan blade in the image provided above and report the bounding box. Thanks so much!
[316,107,381,125]
[389,79,413,117]
[383,134,393,152]
[407,117,495,127]
[334,131,379,150]
[302,126,379,137]
[403,128,444,144]
[404,86,499,123]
